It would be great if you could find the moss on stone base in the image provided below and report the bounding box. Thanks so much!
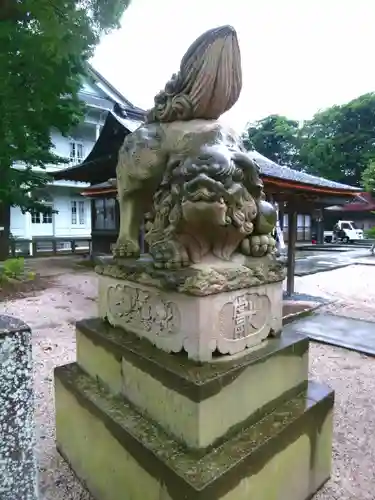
[55,363,333,500]
[95,254,286,297]
[76,318,308,402]
[76,320,309,450]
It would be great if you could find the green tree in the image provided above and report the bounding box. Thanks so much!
[299,93,375,186]
[242,114,300,167]
[362,160,375,193]
[0,0,131,214]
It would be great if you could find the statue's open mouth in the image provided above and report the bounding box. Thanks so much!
[183,174,229,202]
[180,175,229,226]
[181,172,245,207]
[183,189,226,204]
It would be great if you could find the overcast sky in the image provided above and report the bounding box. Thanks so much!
[92,0,375,133]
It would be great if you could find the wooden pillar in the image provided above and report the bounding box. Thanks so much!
[286,204,297,297]
[90,198,96,255]
[279,202,284,231]
[317,207,324,244]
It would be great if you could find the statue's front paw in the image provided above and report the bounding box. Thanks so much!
[150,240,190,269]
[240,234,276,257]
[112,239,140,258]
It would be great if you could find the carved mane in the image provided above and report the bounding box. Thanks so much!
[146,25,242,123]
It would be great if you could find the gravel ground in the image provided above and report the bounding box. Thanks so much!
[295,263,375,322]
[0,265,97,500]
[0,259,375,499]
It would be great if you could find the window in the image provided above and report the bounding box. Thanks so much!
[71,201,77,224]
[31,206,53,224]
[31,211,41,224]
[78,201,85,225]
[94,198,116,230]
[71,200,85,225]
[69,141,84,165]
[282,213,311,242]
[297,214,311,242]
[43,207,53,224]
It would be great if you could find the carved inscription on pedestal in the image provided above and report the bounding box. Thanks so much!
[107,285,180,336]
[219,293,269,340]
[233,295,256,339]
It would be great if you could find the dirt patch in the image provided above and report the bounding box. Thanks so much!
[75,259,96,270]
[22,256,95,278]
[0,276,54,302]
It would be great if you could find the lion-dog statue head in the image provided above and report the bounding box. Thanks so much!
[144,124,270,266]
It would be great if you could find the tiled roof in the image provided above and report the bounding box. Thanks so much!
[249,151,360,192]
[327,192,375,212]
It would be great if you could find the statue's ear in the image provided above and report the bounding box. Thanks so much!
[166,155,183,172]
[232,152,264,198]
[159,155,182,187]
[232,152,260,173]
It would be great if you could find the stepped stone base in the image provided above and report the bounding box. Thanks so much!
[76,318,309,449]
[55,364,333,500]
[54,318,334,500]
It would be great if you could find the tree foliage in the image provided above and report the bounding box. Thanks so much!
[362,160,375,193]
[0,0,131,213]
[299,93,375,186]
[243,115,300,167]
[243,93,375,189]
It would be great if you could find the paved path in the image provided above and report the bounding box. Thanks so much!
[284,312,375,356]
[294,248,373,276]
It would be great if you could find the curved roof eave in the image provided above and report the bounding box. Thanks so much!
[249,151,360,193]
[81,109,143,167]
[53,110,144,182]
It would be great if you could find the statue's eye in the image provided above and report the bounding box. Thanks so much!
[197,154,211,162]
[232,169,243,182]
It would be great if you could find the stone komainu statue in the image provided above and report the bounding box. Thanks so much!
[112,25,277,268]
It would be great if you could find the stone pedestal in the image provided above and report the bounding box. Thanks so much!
[0,315,38,500]
[55,255,333,500]
[96,255,285,361]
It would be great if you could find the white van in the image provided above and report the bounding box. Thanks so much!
[324,220,364,244]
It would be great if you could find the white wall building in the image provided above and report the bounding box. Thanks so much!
[10,66,144,255]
